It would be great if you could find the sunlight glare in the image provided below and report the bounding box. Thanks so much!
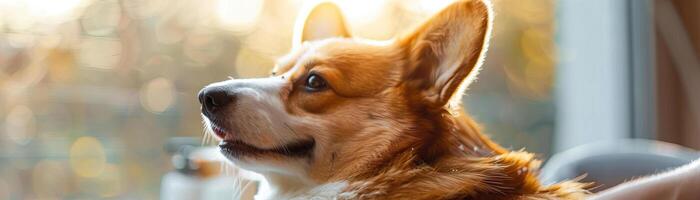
[27,0,83,17]
[70,136,107,178]
[403,0,454,14]
[216,0,265,31]
[334,0,386,25]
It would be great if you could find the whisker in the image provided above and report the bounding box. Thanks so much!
[201,120,212,146]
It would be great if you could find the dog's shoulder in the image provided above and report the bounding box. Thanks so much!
[335,151,590,200]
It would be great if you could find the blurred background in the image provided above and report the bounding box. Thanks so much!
[0,0,698,199]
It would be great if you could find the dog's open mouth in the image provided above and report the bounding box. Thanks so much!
[208,122,315,158]
[219,139,315,159]
[210,123,229,139]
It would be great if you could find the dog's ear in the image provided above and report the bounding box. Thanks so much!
[292,2,350,47]
[399,0,492,108]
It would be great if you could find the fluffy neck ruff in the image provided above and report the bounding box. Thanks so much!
[335,110,591,200]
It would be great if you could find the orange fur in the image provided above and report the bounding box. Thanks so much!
[277,0,591,198]
[204,0,591,199]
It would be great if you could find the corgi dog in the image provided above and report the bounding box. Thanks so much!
[198,0,589,199]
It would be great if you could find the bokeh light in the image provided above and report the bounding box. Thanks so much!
[139,77,176,113]
[46,48,77,83]
[69,137,107,178]
[121,0,167,19]
[78,37,122,69]
[95,164,124,198]
[80,0,122,36]
[155,20,187,45]
[502,0,551,24]
[183,30,224,66]
[0,0,87,31]
[4,105,36,145]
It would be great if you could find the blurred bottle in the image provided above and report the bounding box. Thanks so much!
[160,137,259,200]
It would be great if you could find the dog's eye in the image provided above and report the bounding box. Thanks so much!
[305,74,327,92]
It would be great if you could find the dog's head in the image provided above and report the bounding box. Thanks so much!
[199,0,491,185]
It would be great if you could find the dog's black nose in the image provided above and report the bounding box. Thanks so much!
[198,86,235,116]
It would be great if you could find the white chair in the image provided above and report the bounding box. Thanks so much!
[540,139,699,192]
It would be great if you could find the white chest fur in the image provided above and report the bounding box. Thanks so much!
[255,181,349,200]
